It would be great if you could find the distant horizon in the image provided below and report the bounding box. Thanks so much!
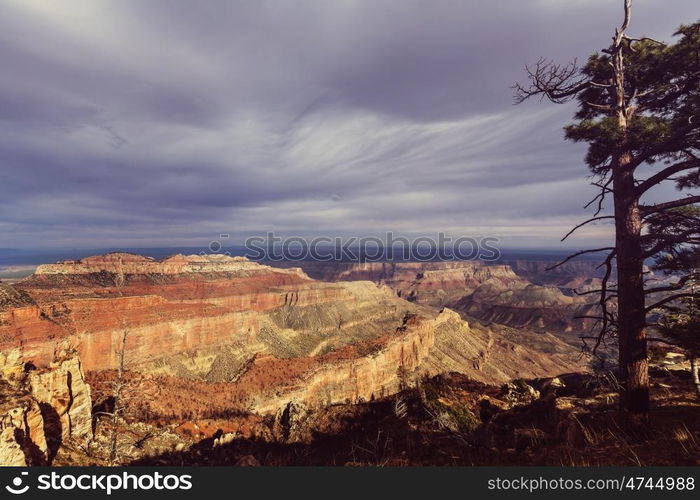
[0,244,602,254]
[0,244,608,269]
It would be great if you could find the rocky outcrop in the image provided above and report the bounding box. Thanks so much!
[0,354,92,466]
[29,357,92,442]
[0,388,48,466]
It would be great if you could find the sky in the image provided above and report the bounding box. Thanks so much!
[0,0,698,250]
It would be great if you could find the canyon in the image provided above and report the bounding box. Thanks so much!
[268,260,602,335]
[0,252,592,464]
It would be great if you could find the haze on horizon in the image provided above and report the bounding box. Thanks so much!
[1,0,698,250]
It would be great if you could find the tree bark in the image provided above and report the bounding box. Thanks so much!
[613,159,649,432]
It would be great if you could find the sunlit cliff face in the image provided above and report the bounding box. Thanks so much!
[0,253,585,420]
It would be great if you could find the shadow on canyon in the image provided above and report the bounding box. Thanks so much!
[130,371,700,467]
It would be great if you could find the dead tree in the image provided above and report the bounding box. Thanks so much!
[92,324,158,464]
[108,328,128,464]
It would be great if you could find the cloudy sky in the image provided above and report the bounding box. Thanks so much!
[1,0,698,250]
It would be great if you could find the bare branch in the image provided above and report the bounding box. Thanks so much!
[584,175,614,217]
[644,274,698,295]
[513,58,592,104]
[590,248,617,353]
[620,0,631,36]
[561,216,615,241]
[575,287,618,297]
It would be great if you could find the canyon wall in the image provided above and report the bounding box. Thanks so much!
[2,253,587,437]
[242,307,584,414]
[269,261,523,306]
[35,252,307,278]
[1,254,410,376]
[269,260,599,335]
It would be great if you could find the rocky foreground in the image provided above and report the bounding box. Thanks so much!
[0,253,595,465]
[134,367,700,467]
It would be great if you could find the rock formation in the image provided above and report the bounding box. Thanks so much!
[1,253,406,375]
[0,352,91,465]
[1,253,587,457]
[269,260,600,336]
[450,281,598,335]
[0,385,48,466]
[269,261,523,306]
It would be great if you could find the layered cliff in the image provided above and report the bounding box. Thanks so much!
[34,252,307,277]
[269,261,523,307]
[1,253,410,376]
[243,307,583,413]
[2,253,586,432]
[110,308,584,423]
[269,260,599,336]
[450,281,598,335]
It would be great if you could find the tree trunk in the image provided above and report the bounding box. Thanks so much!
[613,155,649,432]
[691,357,700,401]
[610,20,650,433]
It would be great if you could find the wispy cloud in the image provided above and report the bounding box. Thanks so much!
[0,0,696,248]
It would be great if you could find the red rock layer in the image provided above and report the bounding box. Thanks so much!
[0,254,394,370]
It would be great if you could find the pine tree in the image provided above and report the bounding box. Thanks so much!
[514,0,700,432]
